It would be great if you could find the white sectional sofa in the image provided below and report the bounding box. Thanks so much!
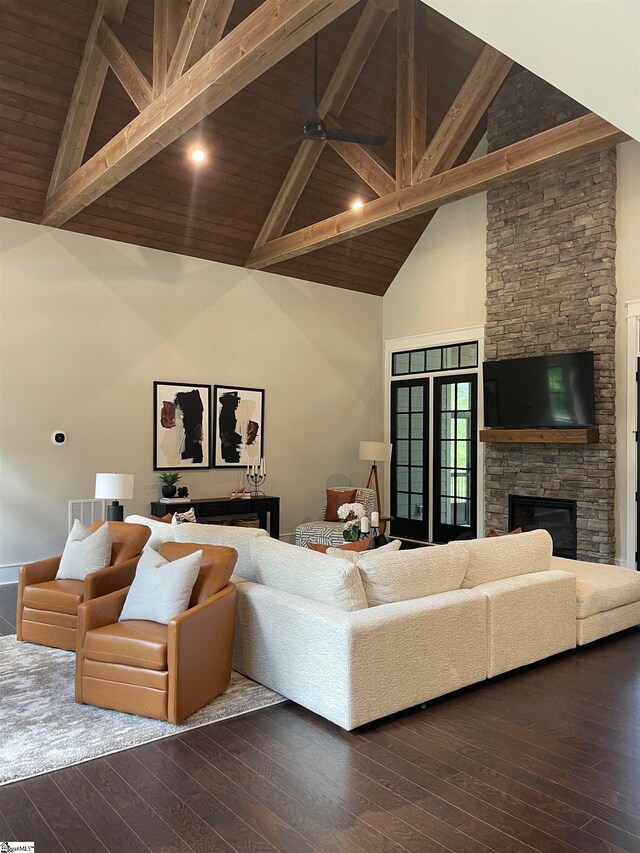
[125,516,640,731]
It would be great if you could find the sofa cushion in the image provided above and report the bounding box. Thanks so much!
[23,579,84,615]
[552,556,640,618]
[119,547,202,625]
[450,529,553,589]
[174,521,267,582]
[56,520,112,580]
[357,544,468,606]
[326,539,401,565]
[84,620,168,670]
[125,515,177,550]
[251,537,368,611]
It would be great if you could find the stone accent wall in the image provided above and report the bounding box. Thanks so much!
[484,71,617,563]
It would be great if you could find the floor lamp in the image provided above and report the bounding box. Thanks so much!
[359,441,392,515]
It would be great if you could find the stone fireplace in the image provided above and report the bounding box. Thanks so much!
[484,71,617,563]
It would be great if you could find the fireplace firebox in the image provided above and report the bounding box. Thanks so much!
[508,495,577,559]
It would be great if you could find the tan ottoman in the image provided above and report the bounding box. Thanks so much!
[552,557,640,645]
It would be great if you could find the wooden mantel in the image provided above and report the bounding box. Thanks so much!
[480,428,599,444]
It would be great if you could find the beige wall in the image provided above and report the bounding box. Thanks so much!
[383,138,640,565]
[0,218,383,575]
[615,139,640,564]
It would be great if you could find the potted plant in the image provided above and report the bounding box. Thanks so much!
[159,470,181,499]
[337,502,366,542]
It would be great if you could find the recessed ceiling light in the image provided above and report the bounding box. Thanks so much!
[351,198,364,210]
[191,148,205,163]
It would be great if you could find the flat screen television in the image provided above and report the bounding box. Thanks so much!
[483,351,595,429]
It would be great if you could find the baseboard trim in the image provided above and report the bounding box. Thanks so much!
[0,564,19,584]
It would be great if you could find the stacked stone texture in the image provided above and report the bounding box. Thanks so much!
[484,71,616,563]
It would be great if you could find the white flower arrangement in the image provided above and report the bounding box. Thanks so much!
[337,502,366,541]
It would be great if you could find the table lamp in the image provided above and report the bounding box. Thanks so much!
[95,473,134,521]
[359,441,392,514]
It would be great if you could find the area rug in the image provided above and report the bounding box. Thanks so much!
[0,635,284,786]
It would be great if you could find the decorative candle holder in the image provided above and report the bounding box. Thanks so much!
[247,471,266,498]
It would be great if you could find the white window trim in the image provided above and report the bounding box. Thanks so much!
[625,300,640,568]
[384,324,485,541]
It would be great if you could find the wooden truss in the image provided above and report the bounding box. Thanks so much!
[42,0,363,227]
[248,0,627,270]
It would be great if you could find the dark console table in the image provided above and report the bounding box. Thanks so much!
[151,496,280,539]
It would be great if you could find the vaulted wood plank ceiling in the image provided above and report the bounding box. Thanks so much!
[0,0,492,295]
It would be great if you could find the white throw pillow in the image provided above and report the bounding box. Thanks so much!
[174,522,268,582]
[119,547,202,625]
[171,508,197,525]
[325,539,401,565]
[357,544,468,606]
[56,520,112,581]
[251,537,368,611]
[450,529,553,588]
[125,515,176,550]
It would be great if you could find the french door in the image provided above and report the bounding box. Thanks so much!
[390,373,478,543]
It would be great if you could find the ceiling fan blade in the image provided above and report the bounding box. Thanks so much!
[296,86,320,123]
[325,128,387,147]
[255,135,307,157]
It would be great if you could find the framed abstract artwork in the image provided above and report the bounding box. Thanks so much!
[213,385,265,468]
[153,381,211,470]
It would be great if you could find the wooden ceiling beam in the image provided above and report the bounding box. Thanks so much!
[247,113,627,268]
[325,115,395,196]
[413,44,513,183]
[168,0,235,85]
[395,0,426,188]
[153,0,169,97]
[96,20,153,112]
[42,0,360,229]
[253,0,392,249]
[46,0,129,196]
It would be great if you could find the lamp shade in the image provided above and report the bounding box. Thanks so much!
[359,441,392,463]
[95,473,134,501]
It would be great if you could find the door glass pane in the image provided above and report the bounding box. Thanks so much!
[397,467,409,491]
[442,384,456,411]
[457,382,471,410]
[396,386,409,412]
[397,493,409,518]
[426,349,442,371]
[410,350,425,373]
[396,413,409,439]
[456,412,470,439]
[442,469,455,496]
[456,471,470,497]
[456,441,470,468]
[441,440,455,467]
[441,496,455,524]
[396,440,409,464]
[456,499,471,527]
[410,466,423,492]
[394,353,410,375]
[411,496,424,520]
[410,413,423,438]
[410,440,422,465]
[411,386,423,411]
[441,412,456,439]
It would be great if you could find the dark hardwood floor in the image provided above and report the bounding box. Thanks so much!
[2,580,640,853]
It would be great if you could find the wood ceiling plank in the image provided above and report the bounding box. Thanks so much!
[247,113,627,268]
[46,0,129,195]
[41,0,361,229]
[96,19,152,112]
[396,0,426,188]
[413,44,513,183]
[252,0,392,249]
[324,114,395,196]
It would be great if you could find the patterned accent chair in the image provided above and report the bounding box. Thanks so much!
[295,487,375,548]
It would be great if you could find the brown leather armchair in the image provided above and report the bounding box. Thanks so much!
[75,542,238,723]
[17,521,151,651]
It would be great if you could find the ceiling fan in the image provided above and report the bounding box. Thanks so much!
[256,35,387,157]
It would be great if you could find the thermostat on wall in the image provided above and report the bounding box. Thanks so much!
[51,431,67,445]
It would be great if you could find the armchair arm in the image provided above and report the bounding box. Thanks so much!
[84,556,139,600]
[20,556,61,586]
[75,587,129,703]
[167,583,237,723]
